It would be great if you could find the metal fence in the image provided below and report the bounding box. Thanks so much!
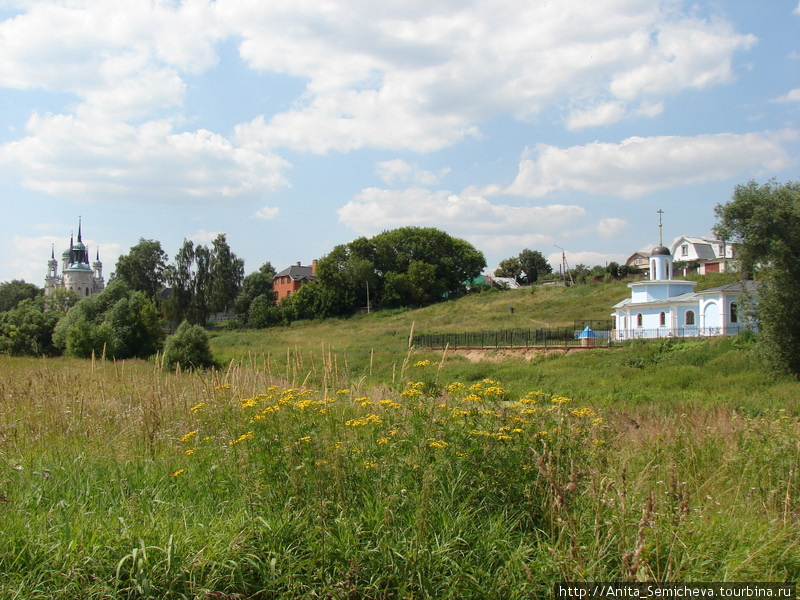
[412,327,613,350]
[614,325,752,340]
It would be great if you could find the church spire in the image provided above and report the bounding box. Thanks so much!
[77,216,82,242]
[657,209,664,246]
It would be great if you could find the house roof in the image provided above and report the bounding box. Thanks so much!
[696,280,760,295]
[274,264,316,281]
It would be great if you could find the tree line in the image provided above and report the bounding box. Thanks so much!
[3,181,800,381]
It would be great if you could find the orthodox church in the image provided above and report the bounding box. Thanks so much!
[44,219,105,298]
[612,216,756,340]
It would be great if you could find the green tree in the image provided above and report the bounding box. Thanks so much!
[247,295,287,328]
[209,234,245,315]
[518,249,552,283]
[113,239,169,298]
[0,280,41,312]
[162,321,217,371]
[234,262,276,321]
[495,249,552,284]
[316,227,485,314]
[52,282,164,360]
[714,178,800,376]
[0,297,61,356]
[494,257,523,282]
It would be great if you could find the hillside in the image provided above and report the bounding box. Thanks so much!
[209,274,795,413]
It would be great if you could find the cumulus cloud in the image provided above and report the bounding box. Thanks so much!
[253,205,280,220]
[0,114,290,203]
[338,187,585,236]
[224,0,756,151]
[505,130,798,199]
[773,88,800,103]
[374,159,448,186]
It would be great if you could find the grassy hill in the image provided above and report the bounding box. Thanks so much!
[210,274,792,413]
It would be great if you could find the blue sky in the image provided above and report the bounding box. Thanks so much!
[1,0,798,285]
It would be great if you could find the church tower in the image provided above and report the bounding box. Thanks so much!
[45,219,106,298]
[649,209,673,281]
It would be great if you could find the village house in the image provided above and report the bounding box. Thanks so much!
[273,260,318,303]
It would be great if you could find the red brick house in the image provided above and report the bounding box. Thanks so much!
[274,260,317,303]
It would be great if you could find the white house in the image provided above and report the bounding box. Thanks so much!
[612,242,756,340]
[671,236,736,275]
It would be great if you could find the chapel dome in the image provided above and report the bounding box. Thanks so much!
[651,245,671,256]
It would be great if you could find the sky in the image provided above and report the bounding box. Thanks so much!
[1,0,798,285]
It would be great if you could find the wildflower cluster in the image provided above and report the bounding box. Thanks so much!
[173,374,609,481]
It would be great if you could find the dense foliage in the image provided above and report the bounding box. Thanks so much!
[161,321,216,371]
[165,234,245,325]
[0,279,41,312]
[494,248,552,283]
[52,282,164,359]
[113,239,169,298]
[715,178,800,376]
[308,227,486,316]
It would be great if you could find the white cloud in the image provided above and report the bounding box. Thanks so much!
[374,159,448,186]
[338,187,585,236]
[224,0,757,151]
[0,114,291,203]
[505,130,798,199]
[253,205,280,220]
[567,102,627,130]
[596,217,630,239]
[773,88,800,103]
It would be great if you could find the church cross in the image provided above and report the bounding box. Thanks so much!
[657,209,664,246]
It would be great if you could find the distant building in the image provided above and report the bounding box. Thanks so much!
[612,241,756,340]
[625,236,737,278]
[44,219,105,298]
[671,236,735,275]
[273,260,317,303]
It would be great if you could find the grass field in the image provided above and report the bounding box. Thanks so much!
[1,278,798,598]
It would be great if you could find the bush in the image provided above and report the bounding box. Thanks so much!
[162,322,217,371]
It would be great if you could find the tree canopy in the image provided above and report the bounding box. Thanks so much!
[113,239,169,299]
[0,280,41,312]
[494,249,552,284]
[714,178,800,376]
[313,227,486,314]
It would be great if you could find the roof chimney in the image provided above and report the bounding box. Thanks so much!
[312,259,318,274]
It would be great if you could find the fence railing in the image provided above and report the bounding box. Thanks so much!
[412,328,612,350]
[614,325,751,340]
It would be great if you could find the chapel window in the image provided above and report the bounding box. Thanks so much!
[685,310,695,326]
[636,313,643,328]
[730,302,738,323]
[659,312,666,327]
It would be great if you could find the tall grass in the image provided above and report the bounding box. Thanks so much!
[1,347,799,598]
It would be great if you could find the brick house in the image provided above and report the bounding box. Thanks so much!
[273,260,318,303]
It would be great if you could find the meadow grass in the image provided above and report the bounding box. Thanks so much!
[1,279,798,597]
[1,334,799,598]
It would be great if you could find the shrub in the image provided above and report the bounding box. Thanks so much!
[162,322,217,371]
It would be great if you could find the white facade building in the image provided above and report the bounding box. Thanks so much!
[612,242,756,340]
[671,236,736,275]
[44,220,105,298]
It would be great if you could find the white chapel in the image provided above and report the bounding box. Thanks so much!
[612,215,757,340]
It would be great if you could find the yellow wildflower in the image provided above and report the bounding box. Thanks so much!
[180,430,197,443]
[189,402,206,413]
[228,431,254,446]
[170,469,186,477]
